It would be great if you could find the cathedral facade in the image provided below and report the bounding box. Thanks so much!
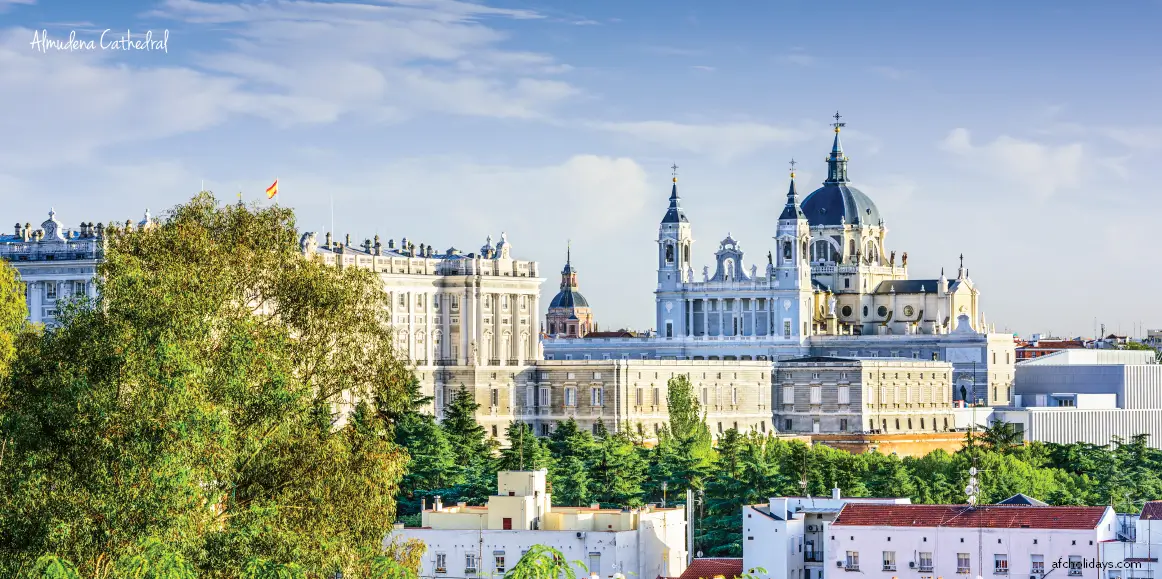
[545,116,1015,408]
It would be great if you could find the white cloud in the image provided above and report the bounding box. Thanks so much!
[590,120,809,162]
[0,0,34,11]
[939,128,1084,198]
[0,0,579,172]
[691,65,715,72]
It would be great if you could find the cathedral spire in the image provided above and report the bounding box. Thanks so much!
[661,163,688,224]
[825,111,850,184]
[779,159,805,220]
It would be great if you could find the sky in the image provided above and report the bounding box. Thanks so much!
[1,0,1160,338]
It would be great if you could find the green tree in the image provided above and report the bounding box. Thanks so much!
[393,410,457,516]
[0,259,28,379]
[981,420,1024,454]
[506,545,583,579]
[589,429,646,508]
[499,421,554,472]
[443,385,494,464]
[0,194,412,576]
[547,419,598,507]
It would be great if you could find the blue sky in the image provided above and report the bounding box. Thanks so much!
[2,0,1160,338]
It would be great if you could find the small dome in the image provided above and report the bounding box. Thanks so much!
[800,183,881,227]
[550,289,589,309]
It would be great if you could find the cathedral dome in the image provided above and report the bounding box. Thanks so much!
[801,113,883,227]
[550,288,589,309]
[801,183,881,226]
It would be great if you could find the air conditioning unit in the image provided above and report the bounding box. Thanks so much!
[909,562,916,569]
[836,562,843,568]
[806,525,817,532]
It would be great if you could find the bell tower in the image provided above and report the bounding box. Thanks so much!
[657,164,693,288]
[773,160,812,341]
[656,164,694,338]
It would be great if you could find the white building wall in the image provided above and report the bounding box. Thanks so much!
[828,512,1117,579]
[393,522,686,579]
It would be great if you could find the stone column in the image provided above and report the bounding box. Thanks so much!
[463,283,474,365]
[29,281,42,324]
[426,292,435,364]
[531,291,541,360]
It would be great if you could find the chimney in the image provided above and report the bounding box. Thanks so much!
[832,487,841,500]
[325,232,333,247]
[14,223,20,237]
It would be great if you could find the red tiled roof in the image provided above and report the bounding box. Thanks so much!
[1141,501,1162,521]
[678,559,743,579]
[832,504,1109,530]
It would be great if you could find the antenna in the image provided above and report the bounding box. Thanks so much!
[330,194,335,241]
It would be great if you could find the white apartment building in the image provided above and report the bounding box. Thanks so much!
[742,490,912,579]
[827,503,1117,579]
[393,470,687,579]
[1101,501,1162,579]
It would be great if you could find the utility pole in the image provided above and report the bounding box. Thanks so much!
[686,488,694,564]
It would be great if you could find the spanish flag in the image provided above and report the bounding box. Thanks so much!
[265,178,279,199]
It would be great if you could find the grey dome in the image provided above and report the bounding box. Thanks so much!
[801,183,881,226]
[550,289,589,309]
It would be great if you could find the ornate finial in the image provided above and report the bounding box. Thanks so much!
[831,111,845,133]
[566,239,571,265]
[48,207,56,220]
[671,163,679,183]
[789,158,797,179]
[960,253,964,268]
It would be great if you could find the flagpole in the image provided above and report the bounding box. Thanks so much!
[330,194,334,239]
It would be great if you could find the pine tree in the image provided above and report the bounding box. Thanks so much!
[394,410,457,515]
[589,429,646,507]
[443,385,493,464]
[499,421,553,472]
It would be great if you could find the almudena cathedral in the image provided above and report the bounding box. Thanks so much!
[1,116,1017,447]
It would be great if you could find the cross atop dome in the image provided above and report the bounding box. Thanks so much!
[832,110,845,133]
[671,163,679,183]
[789,158,797,178]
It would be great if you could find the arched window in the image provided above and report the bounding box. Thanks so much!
[683,244,690,263]
[665,243,674,263]
[849,239,856,257]
[866,240,879,264]
[783,242,792,260]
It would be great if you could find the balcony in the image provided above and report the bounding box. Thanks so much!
[919,566,934,573]
[435,359,457,366]
[883,566,897,572]
[804,554,824,563]
[845,566,859,572]
[957,568,971,574]
[994,568,1009,575]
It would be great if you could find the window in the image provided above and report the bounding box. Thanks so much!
[588,553,601,576]
[732,388,739,405]
[883,551,896,571]
[784,320,792,338]
[593,372,602,379]
[994,554,1008,574]
[73,281,85,295]
[491,425,498,437]
[564,387,576,407]
[538,386,549,407]
[45,283,58,299]
[491,389,499,407]
[1068,556,1082,576]
[451,295,460,310]
[591,387,603,407]
[702,388,709,405]
[784,418,792,431]
[810,386,821,404]
[635,388,643,406]
[653,387,661,405]
[957,553,970,574]
[435,553,447,574]
[845,551,859,571]
[918,552,933,572]
[782,386,794,404]
[526,385,535,407]
[495,552,507,572]
[398,293,406,307]
[466,553,478,574]
[839,418,848,431]
[1031,555,1044,575]
[838,386,850,404]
